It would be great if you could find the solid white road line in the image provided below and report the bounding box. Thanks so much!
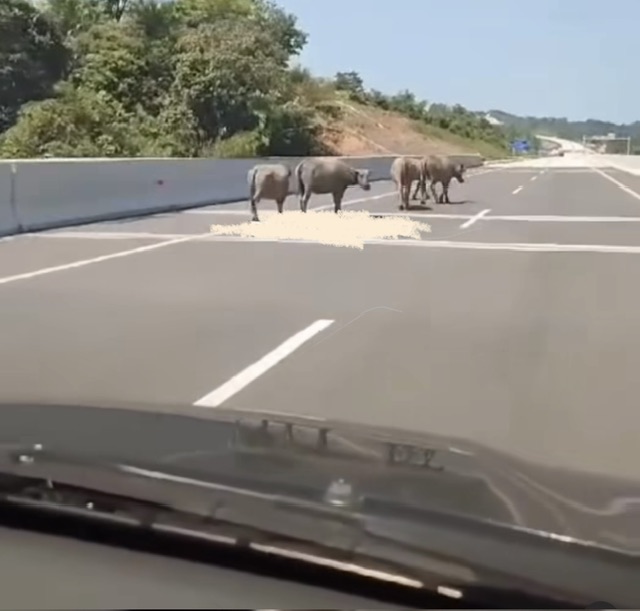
[0,232,212,287]
[184,209,251,215]
[365,239,640,254]
[488,214,640,222]
[591,167,640,202]
[38,231,189,240]
[183,235,640,253]
[460,208,491,229]
[28,214,640,241]
[163,234,640,254]
[193,319,335,408]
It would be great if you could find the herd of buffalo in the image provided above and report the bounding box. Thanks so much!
[247,155,467,222]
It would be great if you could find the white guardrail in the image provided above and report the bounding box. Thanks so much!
[0,154,484,237]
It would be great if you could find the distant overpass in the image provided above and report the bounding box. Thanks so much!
[535,135,594,154]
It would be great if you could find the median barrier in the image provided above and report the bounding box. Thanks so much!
[0,163,20,236]
[13,157,258,232]
[3,152,484,234]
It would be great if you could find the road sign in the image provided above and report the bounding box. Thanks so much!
[511,139,530,154]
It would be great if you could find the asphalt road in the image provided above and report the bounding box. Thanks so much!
[2,160,640,481]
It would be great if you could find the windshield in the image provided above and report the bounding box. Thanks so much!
[0,0,638,608]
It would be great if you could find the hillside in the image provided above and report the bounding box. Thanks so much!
[320,100,509,158]
[0,0,516,160]
[305,71,516,159]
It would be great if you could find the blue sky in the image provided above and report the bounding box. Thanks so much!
[275,0,637,124]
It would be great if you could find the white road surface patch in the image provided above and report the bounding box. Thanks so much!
[460,208,491,229]
[193,319,335,408]
[512,185,524,195]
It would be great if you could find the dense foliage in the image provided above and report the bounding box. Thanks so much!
[0,0,520,158]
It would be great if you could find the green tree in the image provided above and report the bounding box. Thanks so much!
[37,0,139,38]
[170,18,289,142]
[259,101,323,156]
[37,0,104,38]
[334,71,366,102]
[69,22,153,112]
[1,84,137,157]
[173,0,306,55]
[0,0,69,131]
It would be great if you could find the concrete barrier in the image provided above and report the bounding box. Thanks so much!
[0,152,484,234]
[0,163,19,236]
[13,158,261,232]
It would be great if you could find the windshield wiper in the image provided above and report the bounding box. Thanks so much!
[0,442,600,608]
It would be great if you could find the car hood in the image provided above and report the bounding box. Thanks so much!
[0,401,637,557]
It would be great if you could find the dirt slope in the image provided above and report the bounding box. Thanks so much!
[319,101,506,158]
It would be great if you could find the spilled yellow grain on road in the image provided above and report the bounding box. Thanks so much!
[209,210,431,250]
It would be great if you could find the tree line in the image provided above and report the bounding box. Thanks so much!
[0,0,523,159]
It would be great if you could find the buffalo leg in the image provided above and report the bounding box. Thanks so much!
[430,181,439,203]
[276,197,284,214]
[399,184,409,210]
[300,190,312,213]
[418,178,428,204]
[411,180,420,200]
[333,190,344,213]
[442,180,451,204]
[250,196,260,222]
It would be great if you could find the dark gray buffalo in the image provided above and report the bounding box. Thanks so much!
[423,155,465,204]
[295,158,371,213]
[391,156,428,210]
[247,163,292,222]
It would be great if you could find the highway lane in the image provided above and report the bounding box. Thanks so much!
[1,164,640,482]
[449,168,640,246]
